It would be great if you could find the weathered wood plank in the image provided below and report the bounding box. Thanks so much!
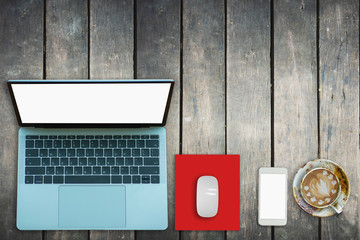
[89,0,134,239]
[182,0,225,239]
[226,0,271,239]
[319,0,359,239]
[136,0,180,238]
[44,0,88,238]
[0,0,43,239]
[274,0,318,239]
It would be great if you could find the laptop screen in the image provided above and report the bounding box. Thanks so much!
[9,80,173,125]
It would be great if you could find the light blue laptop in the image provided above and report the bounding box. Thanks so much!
[8,79,174,230]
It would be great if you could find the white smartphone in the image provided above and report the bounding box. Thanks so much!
[258,167,287,226]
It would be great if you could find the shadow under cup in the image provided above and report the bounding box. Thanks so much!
[300,168,341,208]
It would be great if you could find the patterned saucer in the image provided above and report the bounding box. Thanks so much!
[292,159,350,217]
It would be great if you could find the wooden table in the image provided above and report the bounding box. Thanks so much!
[0,0,358,239]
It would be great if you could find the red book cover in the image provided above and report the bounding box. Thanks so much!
[175,154,240,230]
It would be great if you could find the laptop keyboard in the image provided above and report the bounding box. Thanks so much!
[24,135,160,184]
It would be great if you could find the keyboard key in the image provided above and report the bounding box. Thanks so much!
[49,135,57,139]
[151,149,159,156]
[142,175,150,183]
[26,140,34,148]
[146,140,159,148]
[63,140,71,148]
[53,176,64,184]
[26,167,45,175]
[65,176,110,184]
[76,135,85,139]
[121,166,129,174]
[41,158,50,166]
[54,140,62,148]
[35,176,43,184]
[132,149,140,156]
[40,135,48,139]
[111,176,122,183]
[95,136,103,139]
[26,135,39,139]
[141,135,149,139]
[51,158,59,166]
[104,149,112,157]
[88,158,96,165]
[58,149,66,157]
[139,167,159,174]
[40,149,48,157]
[123,149,131,156]
[46,167,55,175]
[60,158,69,166]
[132,135,140,139]
[81,140,89,148]
[118,140,126,147]
[67,149,75,157]
[134,158,143,165]
[35,140,43,148]
[83,167,92,174]
[85,135,94,139]
[132,175,140,183]
[123,175,131,183]
[130,166,138,174]
[44,176,52,184]
[67,135,75,139]
[25,176,34,183]
[79,158,87,166]
[93,167,101,174]
[97,158,105,165]
[26,158,40,166]
[58,135,66,139]
[109,140,117,148]
[90,140,99,148]
[111,166,119,174]
[86,149,94,157]
[44,140,53,148]
[151,176,160,183]
[26,149,38,157]
[56,167,64,174]
[113,135,122,139]
[127,140,135,148]
[106,158,115,165]
[141,149,149,156]
[104,135,112,139]
[150,135,159,139]
[49,149,57,157]
[65,167,73,175]
[100,140,108,148]
[144,158,159,165]
[114,149,122,156]
[69,158,78,166]
[74,167,82,175]
[125,158,133,165]
[123,135,131,139]
[136,140,145,148]
[95,149,103,157]
[116,158,124,165]
[77,149,85,157]
[102,167,110,174]
[72,140,80,148]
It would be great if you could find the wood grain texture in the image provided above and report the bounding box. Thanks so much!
[274,0,318,239]
[90,1,134,239]
[319,0,359,239]
[90,0,134,79]
[46,0,88,79]
[45,0,88,238]
[226,0,271,239]
[136,0,180,238]
[182,0,225,239]
[0,0,43,239]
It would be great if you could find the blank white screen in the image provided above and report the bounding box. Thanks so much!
[12,83,171,124]
[259,174,286,219]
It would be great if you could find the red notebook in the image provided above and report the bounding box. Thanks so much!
[175,155,240,230]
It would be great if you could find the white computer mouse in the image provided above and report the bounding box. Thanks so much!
[196,175,219,218]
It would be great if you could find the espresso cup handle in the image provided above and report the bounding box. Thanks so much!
[331,204,342,214]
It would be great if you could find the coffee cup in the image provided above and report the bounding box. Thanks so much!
[300,167,342,213]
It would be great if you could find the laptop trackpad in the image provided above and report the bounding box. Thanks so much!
[59,186,126,229]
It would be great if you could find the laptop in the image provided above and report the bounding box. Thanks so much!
[7,79,174,230]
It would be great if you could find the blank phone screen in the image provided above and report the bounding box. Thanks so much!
[259,173,286,219]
